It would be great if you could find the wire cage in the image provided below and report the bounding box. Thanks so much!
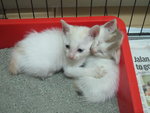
[0,0,150,36]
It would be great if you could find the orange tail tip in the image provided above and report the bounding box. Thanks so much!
[8,57,18,75]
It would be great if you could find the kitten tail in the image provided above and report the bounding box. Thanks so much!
[9,55,18,75]
[9,45,21,75]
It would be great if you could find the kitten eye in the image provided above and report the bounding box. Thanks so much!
[65,45,70,49]
[77,48,84,53]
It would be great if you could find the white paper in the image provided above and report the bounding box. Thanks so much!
[129,39,150,113]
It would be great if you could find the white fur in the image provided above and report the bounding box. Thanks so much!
[61,20,100,73]
[64,19,123,103]
[63,26,92,67]
[10,28,65,77]
[64,56,120,103]
[9,20,99,78]
[75,57,119,103]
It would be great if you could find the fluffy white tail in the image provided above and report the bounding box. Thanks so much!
[75,71,119,103]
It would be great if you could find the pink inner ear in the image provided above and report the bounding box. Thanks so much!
[90,25,100,38]
[105,21,114,28]
[61,20,70,34]
[91,30,99,37]
[62,26,69,34]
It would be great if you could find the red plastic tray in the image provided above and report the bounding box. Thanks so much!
[0,16,143,113]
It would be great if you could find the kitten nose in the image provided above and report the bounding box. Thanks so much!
[91,48,97,55]
[68,55,75,60]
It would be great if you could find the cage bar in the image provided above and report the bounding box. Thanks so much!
[54,8,56,18]
[118,0,122,17]
[76,0,78,17]
[60,0,63,17]
[128,0,137,33]
[30,0,35,18]
[1,0,7,19]
[140,0,150,35]
[15,0,21,19]
[90,0,93,16]
[104,0,108,16]
[45,0,49,18]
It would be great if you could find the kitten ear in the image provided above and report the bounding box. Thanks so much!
[60,20,70,34]
[89,25,100,39]
[104,19,117,32]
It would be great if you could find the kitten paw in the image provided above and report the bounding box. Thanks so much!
[64,67,74,78]
[37,77,47,81]
[37,72,54,80]
[94,66,106,78]
[76,90,83,96]
[47,72,54,77]
[73,82,83,96]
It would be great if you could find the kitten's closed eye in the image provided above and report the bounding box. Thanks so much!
[98,49,103,54]
[65,45,70,49]
[77,48,84,53]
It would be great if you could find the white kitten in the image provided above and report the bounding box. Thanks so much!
[61,20,99,68]
[9,28,65,77]
[9,20,99,79]
[64,19,124,103]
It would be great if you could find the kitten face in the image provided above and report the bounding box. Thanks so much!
[91,19,123,61]
[61,20,99,61]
